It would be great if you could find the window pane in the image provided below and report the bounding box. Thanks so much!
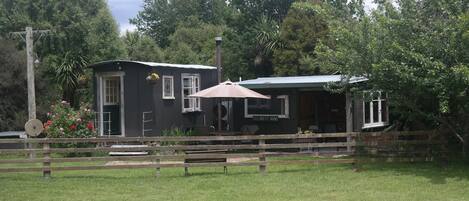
[195,98,200,109]
[364,101,370,123]
[373,100,379,123]
[164,77,172,97]
[183,88,190,96]
[183,78,191,88]
[104,78,120,105]
[381,100,388,122]
[280,98,285,115]
[184,99,190,109]
[372,92,380,101]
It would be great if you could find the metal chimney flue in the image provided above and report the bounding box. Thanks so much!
[215,36,222,131]
[215,36,222,83]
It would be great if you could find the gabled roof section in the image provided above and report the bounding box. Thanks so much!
[88,60,217,70]
[238,75,368,89]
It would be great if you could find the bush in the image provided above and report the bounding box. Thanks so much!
[161,128,194,146]
[43,101,97,157]
[43,101,97,138]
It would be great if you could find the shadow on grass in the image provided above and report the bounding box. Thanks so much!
[359,160,469,184]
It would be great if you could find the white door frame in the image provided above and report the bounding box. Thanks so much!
[96,72,125,137]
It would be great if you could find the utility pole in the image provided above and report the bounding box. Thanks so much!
[26,27,36,119]
[10,27,50,159]
[10,27,50,120]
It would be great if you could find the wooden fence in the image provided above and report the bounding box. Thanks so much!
[0,130,445,177]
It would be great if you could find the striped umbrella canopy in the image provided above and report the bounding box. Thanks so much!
[189,81,270,99]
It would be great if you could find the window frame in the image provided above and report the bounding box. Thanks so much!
[181,73,201,113]
[162,75,175,99]
[103,77,120,106]
[362,91,389,129]
[244,95,289,119]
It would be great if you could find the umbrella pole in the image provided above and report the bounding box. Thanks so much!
[218,98,222,131]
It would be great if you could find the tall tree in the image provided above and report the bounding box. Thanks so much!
[0,0,126,107]
[0,39,56,131]
[273,2,329,76]
[165,21,227,65]
[316,0,469,156]
[123,31,165,62]
[131,0,229,47]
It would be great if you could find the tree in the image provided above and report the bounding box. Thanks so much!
[164,20,227,65]
[123,31,165,62]
[315,0,469,156]
[0,0,126,107]
[273,2,329,76]
[0,40,56,131]
[131,0,229,47]
[130,0,295,80]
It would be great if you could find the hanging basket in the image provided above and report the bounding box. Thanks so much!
[146,72,160,84]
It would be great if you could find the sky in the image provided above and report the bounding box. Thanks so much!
[107,0,144,34]
[107,0,377,35]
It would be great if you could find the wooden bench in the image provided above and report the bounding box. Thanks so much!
[184,149,228,175]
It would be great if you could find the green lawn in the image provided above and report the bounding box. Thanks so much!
[1,162,469,201]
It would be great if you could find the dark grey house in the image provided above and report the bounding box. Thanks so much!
[89,60,218,137]
[231,75,389,134]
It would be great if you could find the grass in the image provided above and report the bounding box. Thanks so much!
[1,161,469,201]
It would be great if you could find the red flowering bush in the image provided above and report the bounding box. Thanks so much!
[43,101,97,138]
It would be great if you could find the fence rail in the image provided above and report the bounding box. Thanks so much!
[0,130,445,177]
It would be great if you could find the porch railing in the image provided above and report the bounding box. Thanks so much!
[142,111,153,137]
[94,112,111,137]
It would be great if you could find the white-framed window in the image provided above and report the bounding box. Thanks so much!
[181,74,201,112]
[162,76,174,99]
[363,91,388,128]
[244,95,289,118]
[104,77,120,105]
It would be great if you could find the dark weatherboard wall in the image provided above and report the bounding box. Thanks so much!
[232,88,364,134]
[90,61,218,137]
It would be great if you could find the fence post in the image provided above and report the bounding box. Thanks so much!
[259,139,266,174]
[347,133,352,153]
[155,141,161,177]
[42,142,51,178]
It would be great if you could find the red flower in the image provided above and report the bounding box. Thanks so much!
[43,120,53,130]
[87,121,94,131]
[69,124,77,130]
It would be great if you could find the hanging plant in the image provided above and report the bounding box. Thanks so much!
[146,72,160,83]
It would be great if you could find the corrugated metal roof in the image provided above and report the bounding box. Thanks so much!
[89,60,217,70]
[238,75,368,89]
[135,61,217,70]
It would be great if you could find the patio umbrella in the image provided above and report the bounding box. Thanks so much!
[189,81,270,131]
[189,81,270,99]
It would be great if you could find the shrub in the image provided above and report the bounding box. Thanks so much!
[43,101,97,138]
[161,128,194,146]
[43,101,97,157]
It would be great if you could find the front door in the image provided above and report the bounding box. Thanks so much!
[102,76,121,135]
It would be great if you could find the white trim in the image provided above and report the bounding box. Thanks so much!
[244,95,289,119]
[362,91,389,129]
[96,72,125,137]
[120,75,125,136]
[103,77,120,105]
[181,73,201,113]
[162,75,175,99]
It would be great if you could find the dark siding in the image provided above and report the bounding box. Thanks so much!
[232,88,349,134]
[233,88,299,134]
[92,61,217,137]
